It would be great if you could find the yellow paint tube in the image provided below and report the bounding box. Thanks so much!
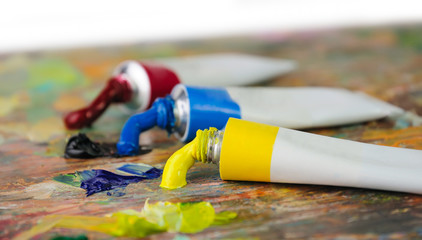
[161,118,422,194]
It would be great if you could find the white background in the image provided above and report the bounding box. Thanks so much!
[1,0,422,53]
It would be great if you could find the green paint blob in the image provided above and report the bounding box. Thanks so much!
[53,172,82,187]
[94,200,110,205]
[107,211,165,237]
[25,108,57,124]
[16,201,237,239]
[172,235,191,240]
[396,29,422,51]
[27,59,87,91]
[53,170,97,188]
[23,59,89,123]
[213,211,238,225]
[50,234,88,240]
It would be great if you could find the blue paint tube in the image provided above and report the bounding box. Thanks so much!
[117,84,404,156]
[117,85,241,155]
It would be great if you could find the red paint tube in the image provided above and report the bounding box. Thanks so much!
[64,61,180,129]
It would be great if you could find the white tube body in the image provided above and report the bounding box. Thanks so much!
[271,126,422,194]
[226,87,404,129]
[152,53,296,86]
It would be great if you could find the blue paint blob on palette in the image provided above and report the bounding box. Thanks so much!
[117,163,163,179]
[80,169,148,196]
[53,164,163,197]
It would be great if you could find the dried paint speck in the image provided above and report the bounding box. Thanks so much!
[27,117,65,143]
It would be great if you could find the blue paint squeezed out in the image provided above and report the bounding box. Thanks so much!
[116,96,175,156]
[117,85,241,156]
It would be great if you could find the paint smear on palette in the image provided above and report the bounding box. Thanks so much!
[0,111,68,145]
[15,200,237,239]
[361,125,422,149]
[53,94,87,112]
[27,59,87,91]
[42,137,68,157]
[0,122,29,135]
[0,181,72,201]
[0,94,20,117]
[27,117,66,143]
[0,119,64,144]
[22,59,88,124]
[53,164,162,196]
[64,133,151,159]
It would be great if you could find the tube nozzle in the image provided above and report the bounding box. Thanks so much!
[192,127,222,164]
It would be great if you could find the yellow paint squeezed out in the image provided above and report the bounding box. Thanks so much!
[160,128,217,190]
[15,200,236,240]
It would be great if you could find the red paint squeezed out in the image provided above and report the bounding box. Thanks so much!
[64,74,132,130]
[63,62,181,130]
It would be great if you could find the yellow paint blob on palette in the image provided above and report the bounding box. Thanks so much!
[15,200,237,239]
